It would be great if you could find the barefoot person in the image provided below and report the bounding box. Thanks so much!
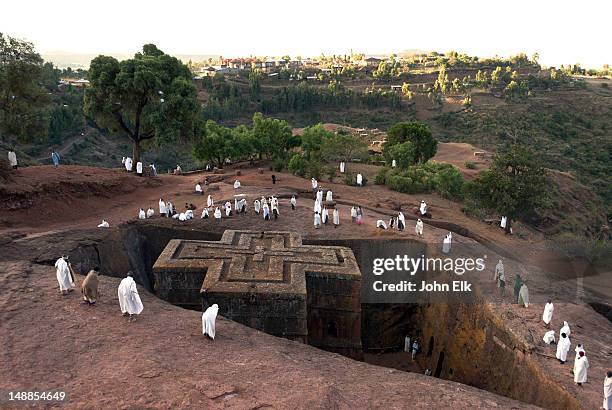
[54,255,75,295]
[118,272,143,321]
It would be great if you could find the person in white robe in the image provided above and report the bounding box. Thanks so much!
[291,196,297,210]
[214,207,222,220]
[573,351,588,385]
[392,159,397,168]
[98,219,109,228]
[254,199,261,214]
[415,219,424,235]
[207,195,214,208]
[150,163,157,176]
[356,173,363,186]
[238,198,247,213]
[202,304,219,340]
[316,189,323,204]
[124,157,133,172]
[543,330,556,344]
[573,344,585,373]
[556,332,571,364]
[560,321,571,338]
[314,212,322,229]
[178,212,187,221]
[271,201,279,219]
[398,212,405,230]
[322,207,329,224]
[420,200,428,216]
[351,206,357,223]
[262,203,270,220]
[195,183,203,195]
[138,208,146,220]
[166,201,174,217]
[500,216,507,229]
[118,272,143,321]
[340,161,345,173]
[201,207,209,219]
[136,161,143,176]
[224,201,232,217]
[8,150,18,168]
[311,178,318,191]
[604,372,612,410]
[376,220,388,229]
[389,217,396,229]
[234,198,239,211]
[159,198,166,215]
[518,283,529,308]
[333,208,340,228]
[122,156,126,165]
[233,180,241,189]
[326,190,333,202]
[55,256,75,294]
[542,300,554,326]
[146,207,154,218]
[314,200,322,215]
[185,209,194,220]
[442,233,451,254]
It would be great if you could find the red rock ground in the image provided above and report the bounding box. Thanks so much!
[1,161,610,409]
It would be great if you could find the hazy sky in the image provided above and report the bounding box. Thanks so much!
[2,0,609,68]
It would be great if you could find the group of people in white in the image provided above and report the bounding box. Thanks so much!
[54,255,219,337]
[540,300,592,388]
[121,156,157,176]
[54,256,143,320]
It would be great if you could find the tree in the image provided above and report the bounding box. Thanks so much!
[383,122,437,164]
[251,112,297,160]
[84,44,199,163]
[321,133,368,164]
[467,145,549,233]
[301,123,332,159]
[0,33,50,142]
[249,70,261,100]
[192,120,237,168]
[387,141,416,169]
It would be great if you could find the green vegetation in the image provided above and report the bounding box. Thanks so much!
[383,122,438,166]
[466,145,549,232]
[85,44,200,163]
[0,33,51,142]
[381,161,465,200]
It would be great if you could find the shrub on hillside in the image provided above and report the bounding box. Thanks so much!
[464,161,476,169]
[307,159,323,180]
[375,167,389,185]
[384,161,465,199]
[288,153,307,177]
[272,157,286,172]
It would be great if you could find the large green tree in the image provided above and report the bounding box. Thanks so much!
[251,112,298,160]
[84,44,199,163]
[192,120,239,168]
[383,121,437,166]
[320,132,368,164]
[0,33,50,142]
[467,145,549,233]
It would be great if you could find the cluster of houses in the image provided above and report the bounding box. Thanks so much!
[194,56,386,77]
